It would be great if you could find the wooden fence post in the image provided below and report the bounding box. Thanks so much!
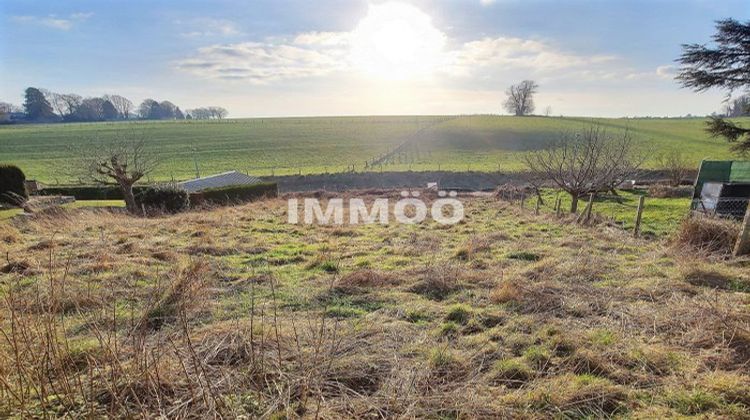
[733,204,750,256]
[555,197,562,218]
[520,192,526,209]
[634,196,645,238]
[534,196,541,215]
[585,193,595,224]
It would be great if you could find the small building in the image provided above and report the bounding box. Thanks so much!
[692,160,750,218]
[177,171,262,193]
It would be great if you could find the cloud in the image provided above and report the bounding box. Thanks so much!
[176,18,243,38]
[176,4,672,92]
[175,35,350,83]
[444,37,616,77]
[655,64,677,79]
[11,12,92,30]
[480,0,497,5]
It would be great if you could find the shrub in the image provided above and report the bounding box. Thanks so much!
[191,183,277,206]
[647,184,693,198]
[0,164,27,204]
[136,186,189,214]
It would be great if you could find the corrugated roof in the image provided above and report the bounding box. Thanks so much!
[177,171,261,193]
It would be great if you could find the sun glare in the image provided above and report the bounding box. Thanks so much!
[351,2,446,81]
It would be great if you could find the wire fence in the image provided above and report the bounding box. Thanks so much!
[496,188,655,237]
[690,197,750,220]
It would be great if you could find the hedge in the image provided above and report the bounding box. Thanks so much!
[38,186,149,200]
[0,164,28,204]
[136,186,190,214]
[191,182,278,205]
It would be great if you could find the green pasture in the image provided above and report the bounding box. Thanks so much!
[0,115,743,183]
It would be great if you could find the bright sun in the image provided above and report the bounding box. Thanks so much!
[351,2,446,81]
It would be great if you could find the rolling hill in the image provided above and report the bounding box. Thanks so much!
[0,115,742,183]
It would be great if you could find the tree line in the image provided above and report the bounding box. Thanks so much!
[0,87,227,124]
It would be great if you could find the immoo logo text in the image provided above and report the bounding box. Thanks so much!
[288,191,464,225]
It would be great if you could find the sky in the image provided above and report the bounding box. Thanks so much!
[1,0,749,118]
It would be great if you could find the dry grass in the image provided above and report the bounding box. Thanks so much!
[1,195,749,418]
[672,215,740,256]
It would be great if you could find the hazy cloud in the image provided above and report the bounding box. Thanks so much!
[175,35,350,83]
[445,37,616,77]
[176,18,243,38]
[11,12,92,30]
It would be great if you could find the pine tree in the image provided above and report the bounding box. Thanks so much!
[677,19,750,154]
[23,87,56,122]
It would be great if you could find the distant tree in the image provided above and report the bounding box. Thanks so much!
[138,99,161,119]
[724,95,750,117]
[159,101,179,119]
[210,106,228,120]
[187,106,228,120]
[504,80,538,116]
[59,94,83,120]
[677,19,750,154]
[174,107,185,120]
[523,126,643,213]
[23,87,56,121]
[72,132,160,214]
[73,97,106,121]
[0,102,13,123]
[185,112,193,120]
[104,94,133,119]
[102,100,119,120]
[43,90,66,118]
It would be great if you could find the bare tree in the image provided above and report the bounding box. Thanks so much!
[186,107,228,120]
[43,90,67,118]
[210,106,228,120]
[59,94,83,120]
[523,126,643,212]
[504,80,538,116]
[72,132,160,214]
[104,94,133,119]
[656,150,691,187]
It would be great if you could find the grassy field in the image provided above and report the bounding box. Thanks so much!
[1,196,748,417]
[0,116,743,183]
[535,189,691,237]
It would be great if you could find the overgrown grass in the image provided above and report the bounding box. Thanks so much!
[1,194,748,417]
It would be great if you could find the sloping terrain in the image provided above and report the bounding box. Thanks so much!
[1,195,749,417]
[0,116,742,182]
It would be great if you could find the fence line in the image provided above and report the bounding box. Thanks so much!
[496,189,650,237]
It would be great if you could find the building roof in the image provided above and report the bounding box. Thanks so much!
[177,171,261,193]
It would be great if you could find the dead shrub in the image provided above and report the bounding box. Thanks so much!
[683,268,734,290]
[152,249,179,262]
[490,278,524,304]
[335,269,400,293]
[672,216,739,256]
[0,259,33,274]
[1,224,21,244]
[409,262,462,300]
[186,244,237,256]
[136,261,212,332]
[648,184,693,198]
